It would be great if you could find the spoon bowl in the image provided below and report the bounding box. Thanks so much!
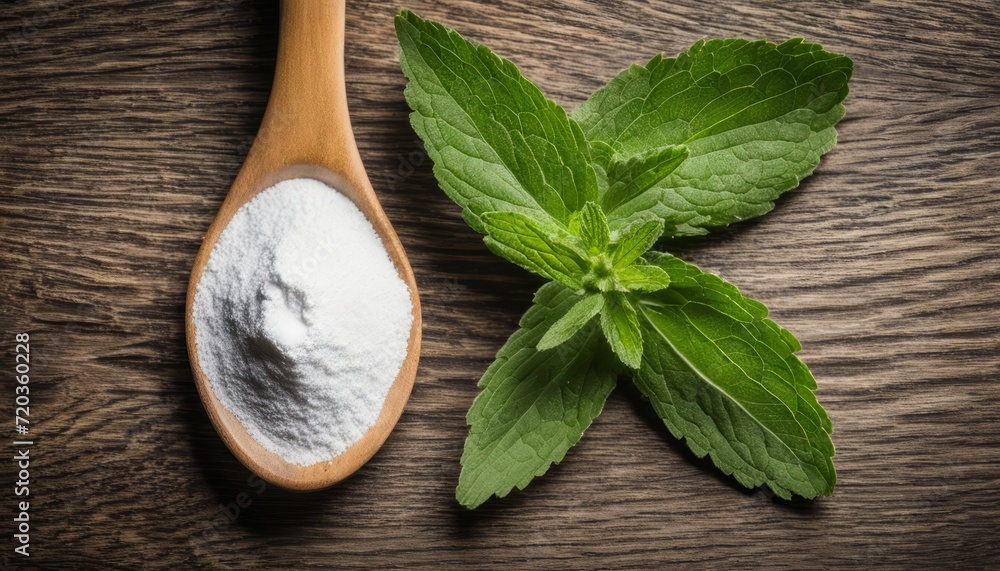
[185,0,421,491]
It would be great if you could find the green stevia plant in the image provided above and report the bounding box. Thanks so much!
[395,10,852,508]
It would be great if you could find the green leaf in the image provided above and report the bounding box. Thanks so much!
[396,10,598,234]
[573,39,852,236]
[458,282,620,508]
[634,252,835,499]
[397,14,846,507]
[602,145,689,224]
[578,202,611,253]
[481,211,589,289]
[610,218,664,268]
[600,292,643,369]
[589,139,617,195]
[617,263,671,293]
[538,292,605,351]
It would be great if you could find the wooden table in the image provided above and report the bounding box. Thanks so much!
[1,0,997,568]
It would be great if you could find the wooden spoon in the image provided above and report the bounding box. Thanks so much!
[184,0,421,491]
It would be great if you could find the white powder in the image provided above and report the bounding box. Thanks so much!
[193,178,413,466]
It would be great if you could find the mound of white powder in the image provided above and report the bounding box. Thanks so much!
[193,178,413,466]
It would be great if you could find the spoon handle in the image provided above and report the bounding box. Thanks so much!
[239,0,370,198]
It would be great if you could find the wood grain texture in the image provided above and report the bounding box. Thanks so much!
[0,0,997,569]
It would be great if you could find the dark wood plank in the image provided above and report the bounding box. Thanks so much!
[1,0,997,568]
